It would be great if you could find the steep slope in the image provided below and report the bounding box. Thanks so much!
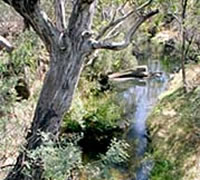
[148,65,200,180]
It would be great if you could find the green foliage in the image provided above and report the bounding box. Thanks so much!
[0,30,40,116]
[1,32,38,75]
[101,138,130,165]
[0,30,39,87]
[84,138,130,180]
[24,132,129,180]
[24,132,82,180]
[83,96,121,129]
[0,30,42,175]
[160,54,181,73]
[9,31,39,75]
[0,78,17,135]
[0,77,17,101]
[42,143,81,180]
[150,158,178,180]
[63,83,122,132]
[63,93,86,130]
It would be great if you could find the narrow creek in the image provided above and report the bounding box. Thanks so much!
[115,58,169,180]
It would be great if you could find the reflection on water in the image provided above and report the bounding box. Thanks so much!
[117,59,169,180]
[126,59,168,155]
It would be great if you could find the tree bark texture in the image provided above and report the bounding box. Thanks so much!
[2,0,158,179]
[5,49,87,180]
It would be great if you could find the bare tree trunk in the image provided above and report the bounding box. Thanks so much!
[5,45,86,180]
[181,0,188,93]
[1,1,97,179]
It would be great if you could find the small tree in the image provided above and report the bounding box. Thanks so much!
[165,0,200,92]
[181,0,188,93]
[2,0,158,179]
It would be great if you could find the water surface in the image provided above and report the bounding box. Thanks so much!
[115,59,169,179]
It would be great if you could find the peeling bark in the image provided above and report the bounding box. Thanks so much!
[54,0,66,31]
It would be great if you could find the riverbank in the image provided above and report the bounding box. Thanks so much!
[148,64,200,180]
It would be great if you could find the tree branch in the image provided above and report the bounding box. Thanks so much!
[0,164,14,170]
[67,0,97,38]
[92,9,159,51]
[54,0,66,31]
[95,0,154,40]
[136,0,153,11]
[3,0,59,51]
[185,32,194,58]
[104,31,121,41]
[182,0,188,19]
[95,9,134,40]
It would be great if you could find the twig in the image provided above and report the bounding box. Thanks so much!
[96,0,154,40]
[0,164,14,170]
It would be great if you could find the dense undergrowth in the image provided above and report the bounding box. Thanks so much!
[0,29,44,179]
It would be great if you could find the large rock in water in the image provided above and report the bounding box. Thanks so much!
[108,65,148,79]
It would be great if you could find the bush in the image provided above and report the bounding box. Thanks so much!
[24,132,82,180]
[24,132,129,180]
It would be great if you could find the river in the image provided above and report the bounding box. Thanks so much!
[115,58,169,180]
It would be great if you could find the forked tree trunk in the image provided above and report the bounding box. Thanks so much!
[2,0,158,179]
[3,1,96,179]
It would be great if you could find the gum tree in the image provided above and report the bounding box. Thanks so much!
[2,0,158,179]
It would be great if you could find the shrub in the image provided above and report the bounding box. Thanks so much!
[24,132,129,180]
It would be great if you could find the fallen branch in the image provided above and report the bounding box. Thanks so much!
[0,35,14,53]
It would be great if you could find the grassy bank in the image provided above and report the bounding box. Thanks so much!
[148,65,200,180]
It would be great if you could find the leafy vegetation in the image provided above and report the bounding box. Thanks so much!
[0,27,43,179]
[23,133,129,180]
